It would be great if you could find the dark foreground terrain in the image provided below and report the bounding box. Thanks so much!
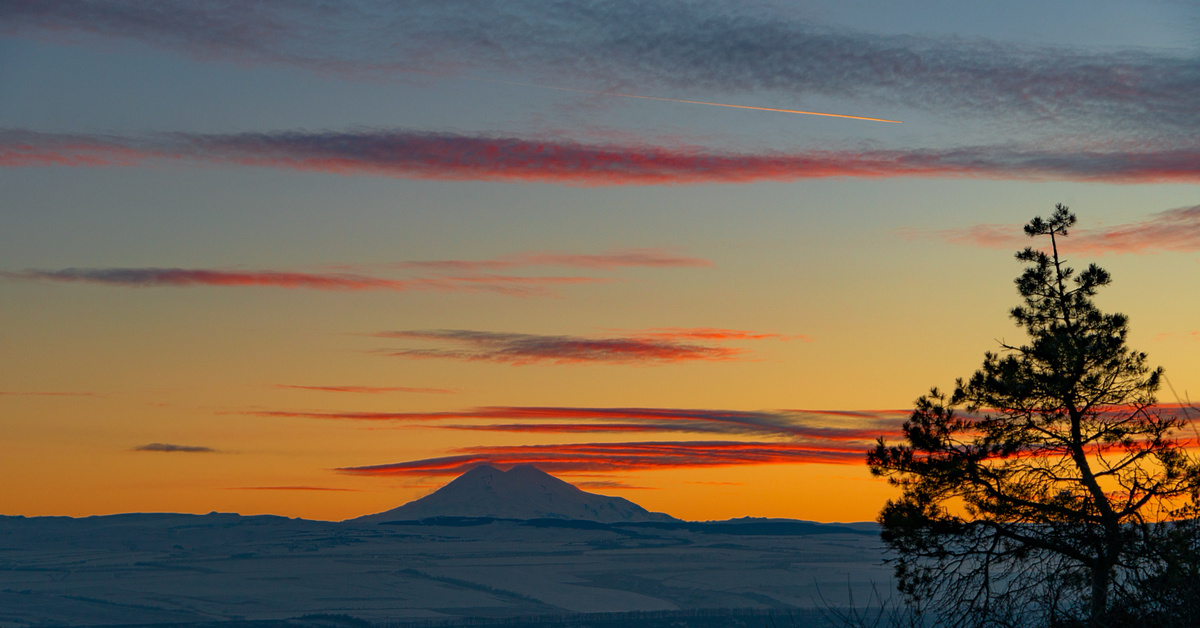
[0,514,887,627]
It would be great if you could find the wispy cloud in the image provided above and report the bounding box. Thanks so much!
[331,406,1196,476]
[253,405,906,440]
[388,248,714,272]
[371,328,784,365]
[224,486,359,491]
[133,443,217,453]
[6,129,1200,185]
[6,1,1198,137]
[573,480,654,490]
[1153,331,1200,342]
[277,385,457,394]
[2,267,601,296]
[0,390,99,397]
[625,327,802,341]
[3,247,711,296]
[338,440,866,477]
[918,205,1200,255]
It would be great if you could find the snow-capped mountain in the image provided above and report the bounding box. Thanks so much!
[353,464,679,523]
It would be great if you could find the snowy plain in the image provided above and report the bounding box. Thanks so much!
[0,513,890,626]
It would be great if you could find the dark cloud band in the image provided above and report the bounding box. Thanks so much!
[372,328,782,365]
[134,443,217,453]
[5,1,1198,136]
[255,405,907,440]
[337,440,866,476]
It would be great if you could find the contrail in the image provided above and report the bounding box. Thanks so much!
[478,78,901,124]
[535,84,902,123]
[406,69,902,123]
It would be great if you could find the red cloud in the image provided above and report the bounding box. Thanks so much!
[337,440,866,477]
[6,129,1200,185]
[329,407,1198,476]
[922,206,1200,255]
[435,423,677,433]
[253,405,906,441]
[627,327,808,342]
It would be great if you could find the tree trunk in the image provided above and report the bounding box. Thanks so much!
[1090,560,1110,627]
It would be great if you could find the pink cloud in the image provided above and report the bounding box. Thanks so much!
[627,327,809,342]
[6,129,1200,185]
[923,205,1200,255]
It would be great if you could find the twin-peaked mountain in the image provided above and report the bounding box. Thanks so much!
[354,464,679,524]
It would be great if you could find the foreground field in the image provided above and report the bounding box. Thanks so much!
[0,514,889,626]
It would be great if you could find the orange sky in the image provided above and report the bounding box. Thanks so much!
[2,1,1199,522]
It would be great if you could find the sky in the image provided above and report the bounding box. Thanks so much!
[2,0,1199,523]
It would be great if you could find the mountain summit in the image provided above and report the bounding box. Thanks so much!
[353,465,678,524]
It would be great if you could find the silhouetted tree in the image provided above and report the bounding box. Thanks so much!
[868,205,1200,628]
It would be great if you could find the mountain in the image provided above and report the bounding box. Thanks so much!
[353,465,679,524]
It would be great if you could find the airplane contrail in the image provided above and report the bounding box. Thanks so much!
[411,69,902,123]
[531,83,903,123]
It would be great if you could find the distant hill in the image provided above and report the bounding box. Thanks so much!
[352,464,679,524]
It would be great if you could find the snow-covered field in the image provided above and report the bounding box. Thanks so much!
[0,514,891,626]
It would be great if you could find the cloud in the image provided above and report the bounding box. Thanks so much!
[253,405,906,441]
[371,328,785,365]
[390,248,714,272]
[2,266,601,296]
[337,440,866,477]
[277,385,457,394]
[626,327,805,341]
[133,443,217,453]
[1069,206,1200,255]
[919,205,1200,255]
[0,390,98,397]
[3,248,711,297]
[573,480,654,490]
[6,1,1198,137]
[6,129,1200,185]
[1153,331,1200,342]
[224,486,359,491]
[503,249,715,270]
[330,405,1196,477]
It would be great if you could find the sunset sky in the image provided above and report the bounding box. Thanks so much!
[2,0,1198,522]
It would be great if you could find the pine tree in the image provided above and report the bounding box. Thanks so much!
[868,205,1199,627]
